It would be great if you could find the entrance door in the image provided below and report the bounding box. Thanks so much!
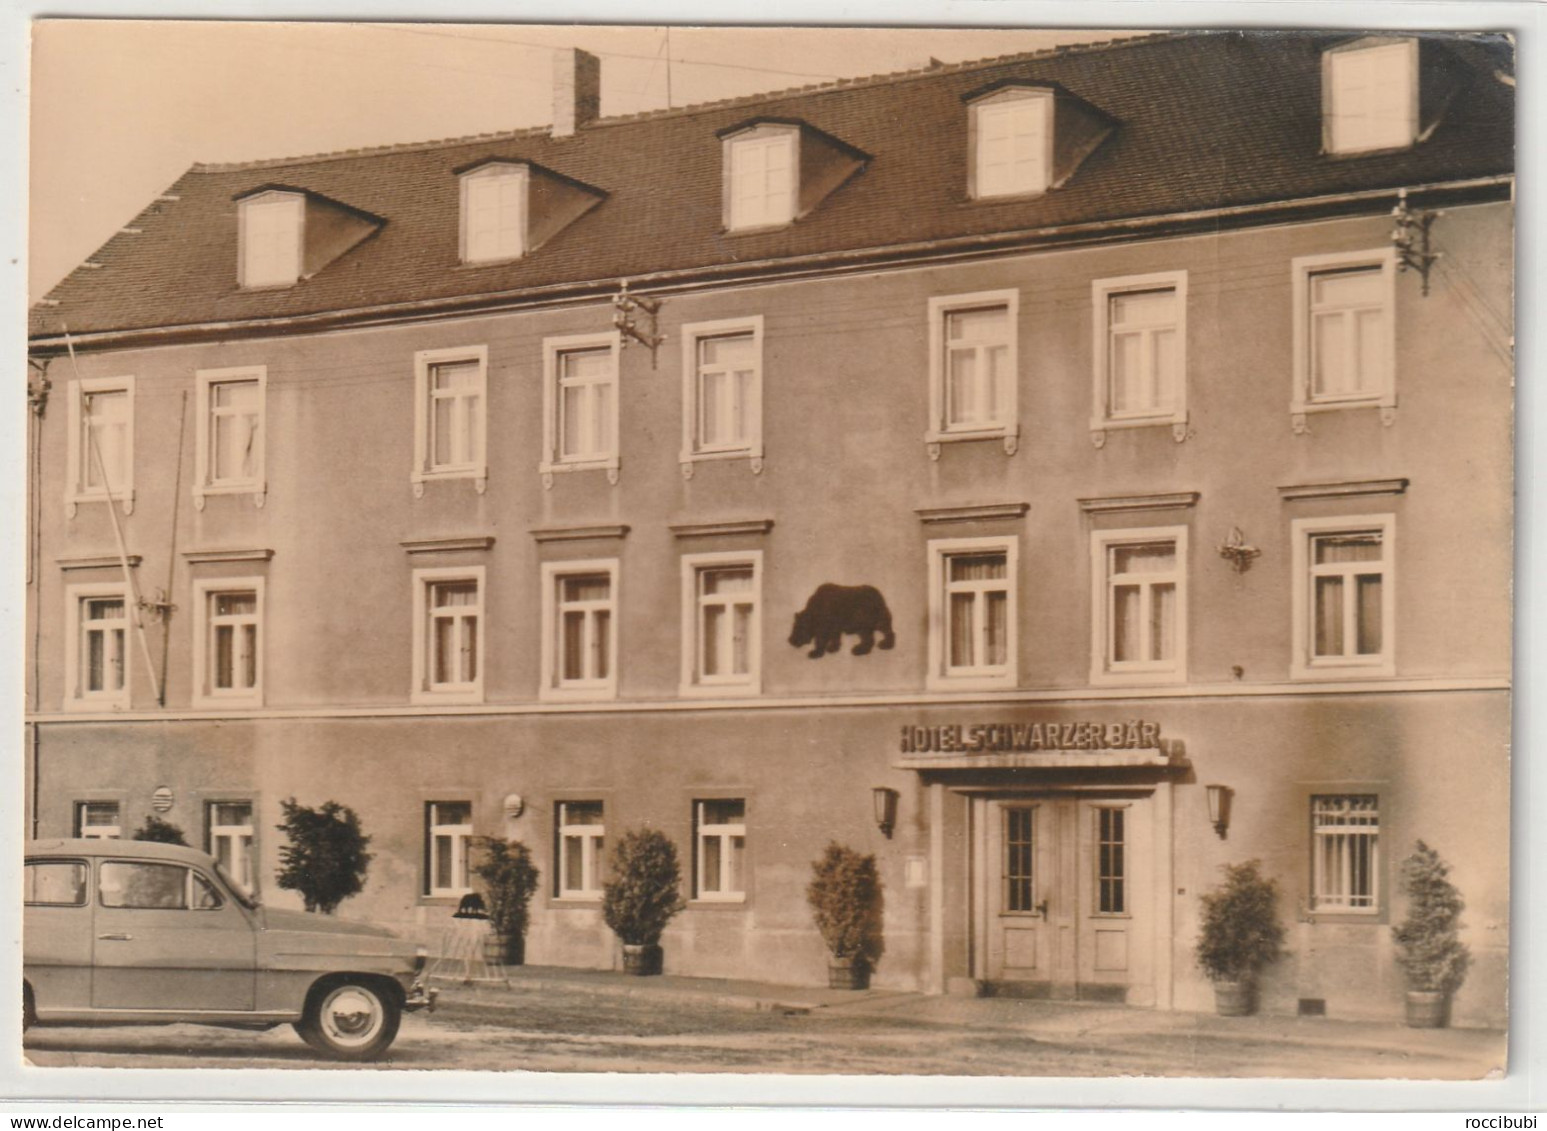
[982,795,1154,1003]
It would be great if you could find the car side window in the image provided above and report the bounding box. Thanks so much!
[25,860,88,906]
[99,861,192,910]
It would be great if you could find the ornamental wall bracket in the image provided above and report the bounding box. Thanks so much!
[1291,412,1309,436]
[137,587,177,623]
[611,280,664,368]
[1390,188,1442,298]
[1217,526,1261,574]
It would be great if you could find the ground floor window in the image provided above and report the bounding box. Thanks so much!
[556,800,605,898]
[1311,794,1380,912]
[425,801,473,897]
[694,799,746,901]
[75,800,120,839]
[207,801,255,894]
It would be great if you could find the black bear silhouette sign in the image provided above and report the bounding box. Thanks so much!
[788,583,896,659]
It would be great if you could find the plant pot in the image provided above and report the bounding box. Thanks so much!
[827,957,870,990]
[621,943,663,976]
[483,932,524,967]
[1212,978,1255,1016]
[1404,989,1449,1029]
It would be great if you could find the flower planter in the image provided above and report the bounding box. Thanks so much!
[622,943,663,977]
[827,957,870,990]
[1212,979,1254,1016]
[1404,989,1449,1029]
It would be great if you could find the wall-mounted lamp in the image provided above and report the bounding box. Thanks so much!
[1206,784,1232,840]
[502,794,526,821]
[1217,527,1261,574]
[872,787,899,839]
[611,280,664,367]
[1390,188,1442,297]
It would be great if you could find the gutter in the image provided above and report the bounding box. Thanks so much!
[31,174,1513,354]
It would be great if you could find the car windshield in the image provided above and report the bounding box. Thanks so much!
[213,861,260,909]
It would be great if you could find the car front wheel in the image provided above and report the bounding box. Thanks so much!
[295,979,401,1061]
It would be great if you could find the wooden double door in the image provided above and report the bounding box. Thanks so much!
[978,793,1156,1004]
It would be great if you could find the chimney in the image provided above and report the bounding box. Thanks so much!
[552,48,601,138]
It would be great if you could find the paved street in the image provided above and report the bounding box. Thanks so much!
[24,972,1506,1077]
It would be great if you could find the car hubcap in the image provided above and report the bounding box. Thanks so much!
[321,987,382,1046]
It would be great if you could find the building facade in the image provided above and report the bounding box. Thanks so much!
[24,32,1514,1025]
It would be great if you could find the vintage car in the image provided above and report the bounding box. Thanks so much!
[23,838,436,1060]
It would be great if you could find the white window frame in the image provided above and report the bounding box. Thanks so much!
[680,550,763,697]
[412,346,488,495]
[207,801,256,894]
[679,316,765,475]
[926,290,1021,456]
[65,376,136,516]
[722,126,799,232]
[76,800,122,840]
[1322,38,1419,156]
[540,559,620,702]
[194,366,267,509]
[968,87,1054,201]
[192,577,265,708]
[64,581,131,711]
[1291,514,1396,680]
[459,163,528,264]
[1090,271,1189,444]
[555,800,606,900]
[425,800,474,898]
[1089,526,1189,686]
[693,798,747,903]
[541,331,622,484]
[927,536,1019,691]
[238,190,305,289]
[1310,794,1381,914]
[412,566,486,704]
[1291,249,1398,430]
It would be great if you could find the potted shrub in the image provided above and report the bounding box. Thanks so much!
[1392,840,1471,1028]
[274,798,372,914]
[806,842,884,989]
[1195,860,1285,1016]
[471,838,541,966]
[602,828,685,975]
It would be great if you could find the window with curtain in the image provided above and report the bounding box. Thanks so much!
[557,347,617,463]
[556,801,605,898]
[75,801,121,840]
[1311,794,1380,911]
[1107,288,1180,417]
[1107,542,1178,670]
[944,306,1012,431]
[945,551,1010,674]
[557,572,613,688]
[695,799,747,900]
[425,801,473,897]
[1309,266,1388,401]
[1311,531,1386,661]
[428,579,479,689]
[82,595,127,696]
[81,388,130,493]
[697,565,755,682]
[429,359,483,472]
[207,379,262,485]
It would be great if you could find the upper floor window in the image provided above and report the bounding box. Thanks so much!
[412,567,485,704]
[541,560,619,701]
[65,583,130,711]
[926,291,1020,456]
[1090,527,1188,686]
[239,191,304,289]
[195,367,266,508]
[555,800,605,899]
[542,332,620,484]
[66,377,135,515]
[460,164,527,263]
[1292,515,1395,679]
[413,346,488,495]
[969,88,1053,200]
[927,537,1018,691]
[1091,272,1189,443]
[1291,251,1397,430]
[1323,39,1418,155]
[424,801,473,897]
[724,127,797,231]
[680,316,764,475]
[193,578,264,707]
[681,552,762,697]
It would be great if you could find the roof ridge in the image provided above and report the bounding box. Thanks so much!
[189,31,1180,174]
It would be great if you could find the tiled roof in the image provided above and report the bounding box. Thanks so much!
[31,31,1514,340]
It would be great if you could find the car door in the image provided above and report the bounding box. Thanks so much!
[23,856,94,1013]
[91,858,256,1012]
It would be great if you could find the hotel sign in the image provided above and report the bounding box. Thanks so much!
[899,720,1162,755]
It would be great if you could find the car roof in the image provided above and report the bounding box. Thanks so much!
[26,838,218,866]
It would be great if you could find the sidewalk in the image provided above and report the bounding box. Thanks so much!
[429,963,1505,1070]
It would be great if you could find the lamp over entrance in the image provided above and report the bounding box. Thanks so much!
[872,787,899,839]
[1206,784,1232,839]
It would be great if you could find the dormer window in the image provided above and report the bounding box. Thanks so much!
[1324,38,1419,155]
[969,88,1053,200]
[724,127,797,231]
[239,191,303,289]
[460,163,528,264]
